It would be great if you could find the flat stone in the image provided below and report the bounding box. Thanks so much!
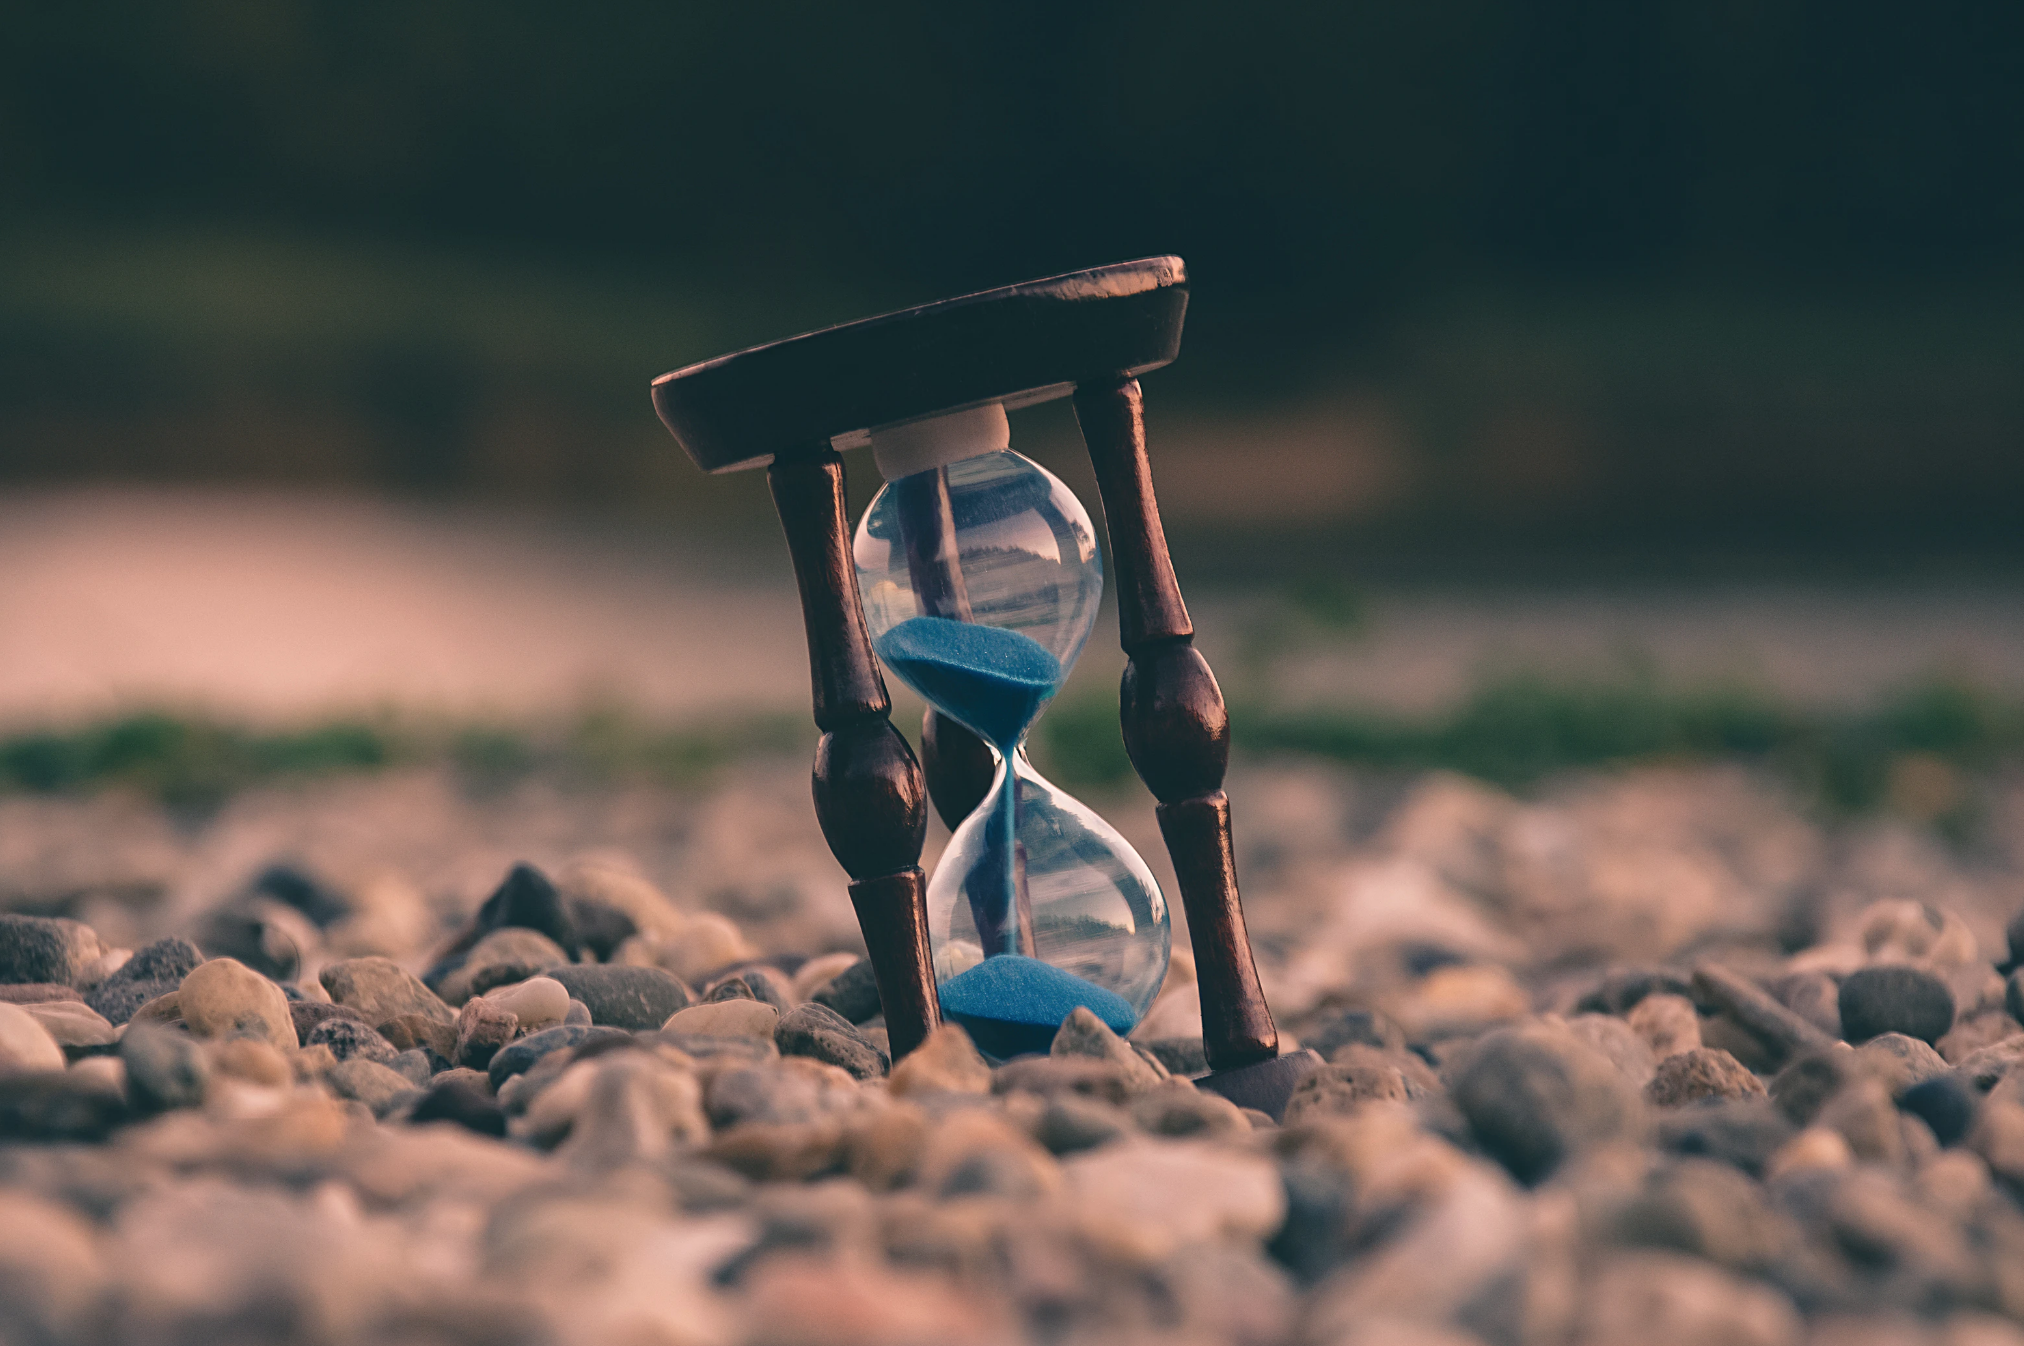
[120,1022,208,1111]
[1839,965,1955,1045]
[177,957,297,1050]
[545,964,691,1030]
[303,1016,399,1065]
[481,975,570,1031]
[1645,1048,1765,1107]
[319,956,454,1027]
[1450,1024,1644,1184]
[21,1001,115,1047]
[327,1057,419,1117]
[663,1000,780,1040]
[774,1002,886,1080]
[0,1002,66,1074]
[810,957,882,1024]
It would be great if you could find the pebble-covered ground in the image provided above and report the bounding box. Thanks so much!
[7,757,2024,1345]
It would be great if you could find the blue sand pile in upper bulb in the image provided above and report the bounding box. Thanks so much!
[938,953,1139,1059]
[872,616,1062,750]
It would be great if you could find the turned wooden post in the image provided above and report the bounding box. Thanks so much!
[1073,377,1279,1071]
[768,450,940,1058]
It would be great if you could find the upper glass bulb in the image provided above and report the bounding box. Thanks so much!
[852,402,1170,1057]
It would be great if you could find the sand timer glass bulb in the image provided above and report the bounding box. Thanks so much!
[852,402,1170,1057]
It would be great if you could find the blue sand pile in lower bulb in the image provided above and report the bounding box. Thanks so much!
[938,953,1139,1059]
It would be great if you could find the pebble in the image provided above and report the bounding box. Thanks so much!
[429,927,570,1005]
[409,1073,507,1137]
[1051,1006,1166,1093]
[120,1021,208,1111]
[1902,1074,1978,1147]
[22,999,116,1047]
[1062,1139,1286,1259]
[303,1015,399,1065]
[378,1012,457,1062]
[1451,1024,1644,1184]
[487,1024,630,1089]
[1693,963,1834,1064]
[663,999,779,1040]
[554,1054,708,1171]
[705,967,790,1010]
[176,957,298,1049]
[789,950,862,1003]
[0,1071,128,1140]
[318,956,454,1026]
[1579,1250,1801,1346]
[1565,1011,1660,1085]
[1645,1047,1767,1107]
[326,1057,418,1117]
[1129,1079,1249,1138]
[563,893,638,962]
[1142,1036,1209,1075]
[1768,970,1844,1038]
[86,938,201,1026]
[1839,965,1957,1045]
[810,956,883,1024]
[544,964,691,1029]
[0,914,95,987]
[482,974,569,1031]
[0,1002,67,1074]
[211,1036,292,1087]
[454,996,519,1070]
[469,861,580,957]
[774,1001,887,1080]
[888,1023,992,1097]
[1655,1098,1794,1177]
[1301,1004,1407,1056]
[1854,1031,1949,1097]
[1628,993,1703,1059]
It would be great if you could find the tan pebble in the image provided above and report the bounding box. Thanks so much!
[67,1055,125,1093]
[211,1036,293,1087]
[0,1002,65,1074]
[1628,993,1702,1059]
[1766,1126,1853,1179]
[889,1024,992,1097]
[483,975,569,1030]
[662,999,779,1039]
[178,958,298,1050]
[288,1044,338,1080]
[22,1000,116,1047]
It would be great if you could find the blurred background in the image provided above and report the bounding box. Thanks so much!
[2,0,2023,819]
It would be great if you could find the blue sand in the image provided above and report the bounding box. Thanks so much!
[939,953,1139,1059]
[872,616,1063,751]
[874,616,1064,956]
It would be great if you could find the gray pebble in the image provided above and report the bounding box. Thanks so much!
[304,1016,399,1065]
[1033,1094,1132,1154]
[0,915,83,986]
[546,964,692,1030]
[1838,965,1955,1045]
[486,1024,629,1089]
[121,1022,208,1112]
[809,957,881,1024]
[1450,1025,1644,1184]
[774,1002,886,1080]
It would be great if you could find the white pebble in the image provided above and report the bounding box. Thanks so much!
[485,976,570,1031]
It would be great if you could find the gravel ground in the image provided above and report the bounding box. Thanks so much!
[4,758,2024,1344]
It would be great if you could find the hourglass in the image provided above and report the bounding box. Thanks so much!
[651,258,1319,1116]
